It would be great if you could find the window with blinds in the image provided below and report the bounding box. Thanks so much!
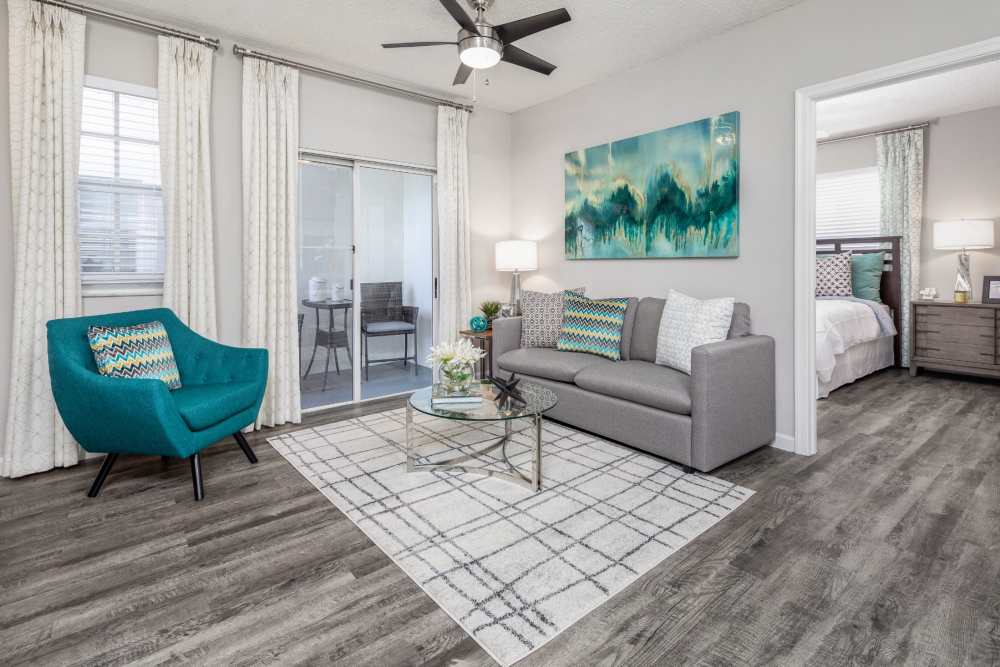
[79,78,163,285]
[815,166,881,240]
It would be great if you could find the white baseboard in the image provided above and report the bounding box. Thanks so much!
[770,432,796,453]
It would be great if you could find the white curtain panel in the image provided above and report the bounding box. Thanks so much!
[159,36,218,337]
[435,106,472,345]
[241,57,301,427]
[877,129,924,367]
[2,0,85,478]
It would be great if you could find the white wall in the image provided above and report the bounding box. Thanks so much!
[817,106,1000,300]
[508,0,1000,441]
[0,5,512,436]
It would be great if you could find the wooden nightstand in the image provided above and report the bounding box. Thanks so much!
[910,300,1000,379]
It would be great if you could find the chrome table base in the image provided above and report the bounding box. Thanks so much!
[405,401,542,491]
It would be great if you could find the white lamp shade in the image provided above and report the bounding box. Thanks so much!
[934,219,995,250]
[495,240,538,272]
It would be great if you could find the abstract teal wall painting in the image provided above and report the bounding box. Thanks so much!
[565,112,740,259]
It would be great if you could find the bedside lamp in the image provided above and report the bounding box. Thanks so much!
[934,219,995,303]
[495,240,538,316]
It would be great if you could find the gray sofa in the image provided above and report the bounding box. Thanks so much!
[492,297,775,472]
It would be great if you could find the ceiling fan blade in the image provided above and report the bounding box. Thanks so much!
[501,44,556,75]
[452,63,473,86]
[495,8,571,44]
[382,41,457,48]
[438,0,479,34]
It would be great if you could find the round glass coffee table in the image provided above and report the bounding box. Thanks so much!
[406,381,558,491]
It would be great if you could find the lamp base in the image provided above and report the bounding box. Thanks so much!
[509,270,522,316]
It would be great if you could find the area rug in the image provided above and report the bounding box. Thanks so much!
[268,408,753,666]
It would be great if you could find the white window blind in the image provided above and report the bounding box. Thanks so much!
[816,166,881,240]
[79,79,163,285]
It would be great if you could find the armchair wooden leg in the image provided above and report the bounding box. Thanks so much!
[404,333,408,369]
[87,453,119,497]
[233,431,258,464]
[190,453,205,501]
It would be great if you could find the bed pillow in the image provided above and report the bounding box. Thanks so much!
[815,251,853,297]
[88,321,182,389]
[655,290,735,374]
[520,288,584,348]
[556,294,631,360]
[851,252,884,302]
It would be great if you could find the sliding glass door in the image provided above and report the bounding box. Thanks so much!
[298,160,355,409]
[298,155,435,410]
[358,166,434,400]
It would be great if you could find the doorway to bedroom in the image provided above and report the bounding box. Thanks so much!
[795,39,1000,455]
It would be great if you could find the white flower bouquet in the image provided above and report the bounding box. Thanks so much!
[428,339,485,393]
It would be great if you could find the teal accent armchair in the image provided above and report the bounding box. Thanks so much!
[47,308,268,501]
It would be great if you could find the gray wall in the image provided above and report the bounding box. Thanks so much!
[508,0,1000,441]
[817,106,1000,300]
[0,5,512,436]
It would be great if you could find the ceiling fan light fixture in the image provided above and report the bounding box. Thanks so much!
[458,29,502,69]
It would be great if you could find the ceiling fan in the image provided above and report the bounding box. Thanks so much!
[382,0,571,85]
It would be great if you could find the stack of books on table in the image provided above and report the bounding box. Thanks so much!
[431,384,484,407]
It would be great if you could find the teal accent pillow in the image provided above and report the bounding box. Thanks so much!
[88,321,182,389]
[851,252,883,302]
[556,294,630,360]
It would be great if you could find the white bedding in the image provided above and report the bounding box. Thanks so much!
[816,299,884,385]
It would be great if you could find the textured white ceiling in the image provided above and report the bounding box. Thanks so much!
[91,0,807,112]
[817,58,1000,138]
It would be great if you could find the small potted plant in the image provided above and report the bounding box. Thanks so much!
[480,301,502,328]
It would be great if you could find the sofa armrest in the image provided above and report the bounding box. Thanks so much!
[49,362,189,455]
[175,331,268,386]
[690,335,775,471]
[491,316,522,375]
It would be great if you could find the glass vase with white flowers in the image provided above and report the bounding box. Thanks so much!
[428,339,485,395]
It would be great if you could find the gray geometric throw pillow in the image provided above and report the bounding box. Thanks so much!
[520,288,584,348]
[815,251,853,297]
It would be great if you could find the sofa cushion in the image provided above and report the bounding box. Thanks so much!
[556,294,631,360]
[497,348,611,383]
[655,290,735,374]
[630,297,753,361]
[88,320,182,389]
[574,360,692,415]
[171,381,259,431]
[520,288,584,348]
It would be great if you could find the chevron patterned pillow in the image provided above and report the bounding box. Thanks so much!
[87,321,182,389]
[556,294,630,360]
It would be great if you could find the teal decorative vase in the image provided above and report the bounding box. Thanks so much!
[469,315,488,332]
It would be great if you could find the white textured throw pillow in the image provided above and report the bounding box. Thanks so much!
[655,290,735,374]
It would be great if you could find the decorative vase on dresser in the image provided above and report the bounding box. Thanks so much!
[910,300,1000,379]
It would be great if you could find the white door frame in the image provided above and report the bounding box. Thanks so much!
[793,37,1000,456]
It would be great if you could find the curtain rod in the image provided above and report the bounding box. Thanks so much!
[232,44,474,112]
[39,0,220,49]
[817,121,930,145]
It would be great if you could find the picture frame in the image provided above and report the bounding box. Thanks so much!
[982,275,1000,304]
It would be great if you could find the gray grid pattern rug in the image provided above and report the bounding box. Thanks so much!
[268,408,753,666]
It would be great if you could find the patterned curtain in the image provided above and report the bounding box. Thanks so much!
[2,0,85,478]
[159,36,217,337]
[877,129,924,367]
[241,57,301,427]
[436,106,472,345]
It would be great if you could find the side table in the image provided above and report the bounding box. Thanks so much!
[459,328,493,379]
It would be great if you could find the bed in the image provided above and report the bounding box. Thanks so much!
[816,236,902,398]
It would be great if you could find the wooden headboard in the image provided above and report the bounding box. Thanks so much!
[816,235,902,367]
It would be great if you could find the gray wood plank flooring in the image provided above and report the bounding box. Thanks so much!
[2,370,999,665]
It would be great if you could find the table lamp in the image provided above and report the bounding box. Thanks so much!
[495,240,538,316]
[933,219,995,303]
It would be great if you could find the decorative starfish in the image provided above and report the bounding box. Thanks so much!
[489,373,526,406]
